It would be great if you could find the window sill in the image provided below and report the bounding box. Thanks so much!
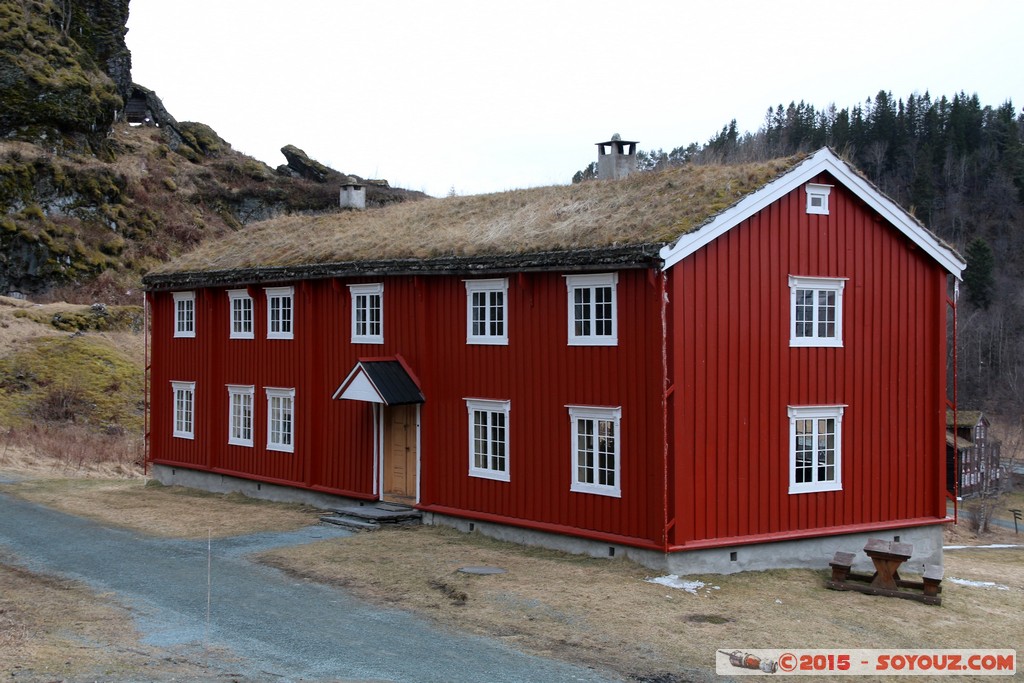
[789,339,843,348]
[570,483,621,498]
[568,338,618,347]
[467,337,509,346]
[789,482,843,495]
[469,469,510,483]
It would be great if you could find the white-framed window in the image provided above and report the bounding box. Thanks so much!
[266,387,295,453]
[565,273,618,346]
[171,381,195,439]
[568,405,621,497]
[266,287,294,340]
[806,183,832,215]
[228,290,254,339]
[788,405,845,494]
[173,292,195,338]
[789,276,846,347]
[466,399,510,482]
[227,385,254,447]
[349,283,383,344]
[464,279,508,345]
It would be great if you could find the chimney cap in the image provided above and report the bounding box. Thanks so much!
[341,175,364,187]
[595,135,638,146]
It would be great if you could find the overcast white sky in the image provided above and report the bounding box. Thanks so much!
[126,0,1022,197]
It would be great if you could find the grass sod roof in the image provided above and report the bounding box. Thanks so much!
[143,154,806,290]
[947,410,986,428]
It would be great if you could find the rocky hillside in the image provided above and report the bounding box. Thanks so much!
[0,0,426,301]
[0,0,130,151]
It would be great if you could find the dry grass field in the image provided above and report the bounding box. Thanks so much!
[0,474,324,680]
[1,470,1021,682]
[0,547,218,682]
[258,524,1024,682]
[2,476,322,539]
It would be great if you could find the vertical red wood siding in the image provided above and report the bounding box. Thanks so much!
[416,271,665,543]
[149,171,951,551]
[669,175,948,547]
[149,269,667,545]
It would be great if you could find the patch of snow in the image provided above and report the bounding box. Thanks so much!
[948,577,1010,590]
[646,575,707,594]
[945,544,1024,550]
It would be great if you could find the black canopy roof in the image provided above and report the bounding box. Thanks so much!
[333,359,424,406]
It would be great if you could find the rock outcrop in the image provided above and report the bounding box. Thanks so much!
[278,145,338,183]
[0,0,427,298]
[0,0,130,151]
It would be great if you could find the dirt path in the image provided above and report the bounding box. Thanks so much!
[0,491,621,682]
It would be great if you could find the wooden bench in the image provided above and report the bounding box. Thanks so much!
[829,551,856,583]
[922,564,944,598]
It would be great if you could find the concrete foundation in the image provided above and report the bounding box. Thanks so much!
[150,464,365,511]
[152,465,944,576]
[424,511,944,576]
[661,525,944,576]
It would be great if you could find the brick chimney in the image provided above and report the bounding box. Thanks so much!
[596,134,638,180]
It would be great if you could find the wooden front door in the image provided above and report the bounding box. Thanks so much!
[383,405,417,503]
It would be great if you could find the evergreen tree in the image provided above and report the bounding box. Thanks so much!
[571,162,597,184]
[706,120,739,160]
[963,237,995,309]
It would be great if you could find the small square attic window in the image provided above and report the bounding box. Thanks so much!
[806,183,832,215]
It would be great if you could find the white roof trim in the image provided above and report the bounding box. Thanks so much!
[659,148,965,278]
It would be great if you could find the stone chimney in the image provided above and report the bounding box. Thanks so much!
[596,133,638,180]
[339,176,366,210]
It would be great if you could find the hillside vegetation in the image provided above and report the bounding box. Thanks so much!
[0,1,427,300]
[0,122,427,300]
[0,295,144,474]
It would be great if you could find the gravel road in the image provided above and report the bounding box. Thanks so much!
[0,490,622,682]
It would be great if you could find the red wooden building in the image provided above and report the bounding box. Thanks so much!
[144,148,965,573]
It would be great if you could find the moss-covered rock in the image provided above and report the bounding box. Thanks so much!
[43,303,142,332]
[280,144,335,183]
[0,0,129,151]
[178,121,229,159]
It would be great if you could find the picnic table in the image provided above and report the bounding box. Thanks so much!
[863,538,913,590]
[825,537,943,605]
